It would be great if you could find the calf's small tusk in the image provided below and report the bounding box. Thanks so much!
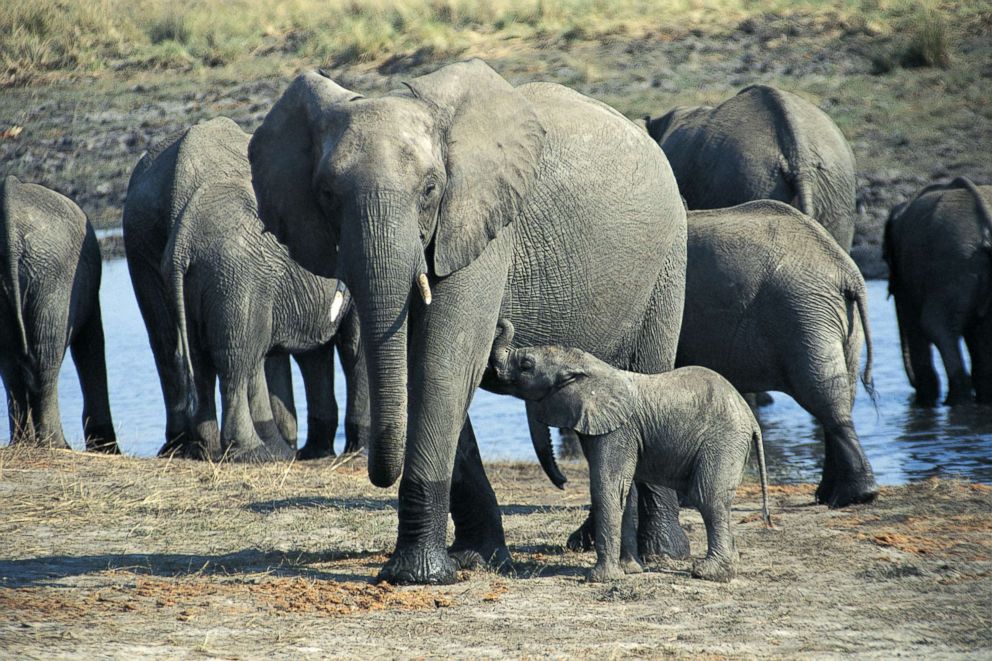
[417,273,432,305]
[330,288,345,323]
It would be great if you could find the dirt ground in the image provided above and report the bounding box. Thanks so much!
[1,448,989,659]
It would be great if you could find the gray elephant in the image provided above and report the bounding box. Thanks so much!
[490,320,770,583]
[646,85,857,252]
[249,59,688,584]
[883,177,992,406]
[676,200,877,507]
[123,117,368,459]
[163,171,350,462]
[1,176,118,453]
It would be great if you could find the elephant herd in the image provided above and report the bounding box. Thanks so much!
[2,59,990,585]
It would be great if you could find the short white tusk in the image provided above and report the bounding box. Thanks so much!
[417,273,432,305]
[330,289,345,322]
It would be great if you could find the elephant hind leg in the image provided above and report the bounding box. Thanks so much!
[248,363,292,456]
[2,366,33,443]
[29,364,69,450]
[294,346,338,461]
[965,315,992,404]
[265,353,298,450]
[218,358,292,463]
[789,342,877,508]
[69,306,118,453]
[931,332,972,405]
[896,299,939,406]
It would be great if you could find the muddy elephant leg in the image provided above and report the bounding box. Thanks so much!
[930,329,972,405]
[691,495,738,583]
[793,354,878,508]
[265,353,298,449]
[583,431,638,582]
[70,306,118,453]
[630,242,690,560]
[336,309,371,454]
[31,364,68,449]
[895,297,939,406]
[127,252,187,446]
[448,417,510,570]
[2,367,32,443]
[219,359,292,463]
[965,315,992,404]
[376,237,511,586]
[248,363,290,455]
[295,345,338,460]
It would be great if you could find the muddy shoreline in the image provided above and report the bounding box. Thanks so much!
[5,11,991,278]
[0,449,989,658]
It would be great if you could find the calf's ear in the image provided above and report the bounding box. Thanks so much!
[532,373,635,436]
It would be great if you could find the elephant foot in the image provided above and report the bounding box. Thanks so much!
[342,422,371,454]
[87,438,121,454]
[296,443,336,461]
[586,562,625,583]
[225,436,295,463]
[944,387,973,407]
[816,473,879,508]
[377,543,458,585]
[448,541,513,572]
[566,516,595,552]
[637,510,690,562]
[621,555,643,575]
[692,555,736,583]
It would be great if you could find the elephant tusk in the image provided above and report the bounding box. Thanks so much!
[330,287,345,323]
[416,273,432,305]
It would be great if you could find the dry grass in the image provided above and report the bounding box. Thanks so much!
[0,0,978,86]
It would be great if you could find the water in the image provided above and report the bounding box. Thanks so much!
[2,261,990,485]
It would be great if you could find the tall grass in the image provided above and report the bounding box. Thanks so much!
[0,0,967,85]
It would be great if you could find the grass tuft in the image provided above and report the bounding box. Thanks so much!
[899,5,952,69]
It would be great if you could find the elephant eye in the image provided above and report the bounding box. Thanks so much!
[520,357,535,372]
[422,181,436,198]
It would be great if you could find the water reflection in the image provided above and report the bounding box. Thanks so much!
[1,264,990,485]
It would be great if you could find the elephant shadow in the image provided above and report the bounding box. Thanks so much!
[245,496,398,513]
[0,548,385,587]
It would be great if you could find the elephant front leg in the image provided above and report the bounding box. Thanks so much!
[294,346,339,460]
[376,240,511,586]
[265,353,298,449]
[583,432,637,583]
[336,309,372,454]
[448,417,510,571]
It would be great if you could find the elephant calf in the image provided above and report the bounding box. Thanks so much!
[164,177,349,462]
[491,320,770,583]
[1,176,118,452]
[677,200,877,508]
[884,177,992,406]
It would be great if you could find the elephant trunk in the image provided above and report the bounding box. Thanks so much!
[339,193,426,488]
[527,403,568,490]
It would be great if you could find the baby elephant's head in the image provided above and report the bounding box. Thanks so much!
[490,319,635,436]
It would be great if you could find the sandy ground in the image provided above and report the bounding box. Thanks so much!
[0,447,989,659]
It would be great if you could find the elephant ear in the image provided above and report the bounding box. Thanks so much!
[248,70,361,258]
[404,59,545,277]
[532,371,636,437]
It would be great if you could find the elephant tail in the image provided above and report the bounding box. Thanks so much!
[1,178,29,363]
[846,276,877,406]
[161,220,197,419]
[752,426,772,528]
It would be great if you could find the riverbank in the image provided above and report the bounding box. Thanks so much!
[2,3,990,278]
[0,448,989,658]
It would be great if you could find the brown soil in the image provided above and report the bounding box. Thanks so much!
[1,448,989,658]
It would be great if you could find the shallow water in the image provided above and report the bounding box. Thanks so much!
[2,260,990,484]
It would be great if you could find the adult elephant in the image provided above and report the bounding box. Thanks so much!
[884,177,992,405]
[645,85,857,252]
[249,60,687,584]
[1,175,118,453]
[123,117,369,459]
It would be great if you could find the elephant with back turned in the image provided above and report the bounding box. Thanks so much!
[123,117,369,459]
[645,84,857,252]
[249,59,688,584]
[884,177,992,406]
[1,175,118,453]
